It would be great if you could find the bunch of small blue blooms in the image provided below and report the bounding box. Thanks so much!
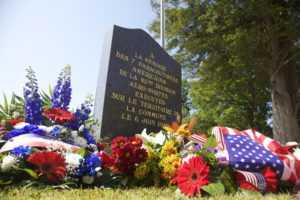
[10,146,33,158]
[24,67,44,125]
[51,65,72,110]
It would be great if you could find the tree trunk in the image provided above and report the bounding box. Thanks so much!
[271,65,300,143]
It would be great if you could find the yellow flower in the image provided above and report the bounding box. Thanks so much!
[163,117,207,140]
[160,140,180,158]
[134,163,149,180]
[159,154,182,181]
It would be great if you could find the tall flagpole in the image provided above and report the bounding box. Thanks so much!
[160,0,165,49]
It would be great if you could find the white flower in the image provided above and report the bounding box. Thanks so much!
[182,154,196,164]
[1,155,16,172]
[13,122,29,129]
[286,142,298,146]
[79,125,84,132]
[12,111,20,118]
[140,129,165,145]
[95,167,101,172]
[71,131,78,137]
[82,175,94,184]
[65,153,83,169]
[154,131,166,145]
[141,129,155,144]
[293,148,300,161]
[74,136,88,148]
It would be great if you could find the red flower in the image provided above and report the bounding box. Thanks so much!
[173,156,210,196]
[235,167,278,192]
[110,137,129,150]
[173,156,210,197]
[134,148,148,163]
[129,137,142,148]
[27,150,67,184]
[117,144,136,164]
[97,142,107,151]
[98,151,114,169]
[43,108,74,124]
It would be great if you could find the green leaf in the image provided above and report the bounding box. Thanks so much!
[238,188,262,196]
[202,135,217,149]
[220,167,237,194]
[75,148,86,157]
[16,168,38,179]
[168,180,178,191]
[3,94,9,113]
[201,182,225,196]
[14,94,25,104]
[0,180,12,185]
[48,84,53,97]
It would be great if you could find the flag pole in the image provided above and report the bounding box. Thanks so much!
[160,0,165,49]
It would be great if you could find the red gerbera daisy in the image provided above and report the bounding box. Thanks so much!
[43,108,74,124]
[173,156,211,197]
[27,150,67,184]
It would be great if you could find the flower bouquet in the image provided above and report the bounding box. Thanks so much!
[0,66,300,197]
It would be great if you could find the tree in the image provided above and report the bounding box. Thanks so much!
[149,0,299,142]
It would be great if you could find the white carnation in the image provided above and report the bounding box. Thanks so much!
[65,153,83,169]
[82,175,94,184]
[74,136,88,148]
[71,131,78,138]
[1,155,16,172]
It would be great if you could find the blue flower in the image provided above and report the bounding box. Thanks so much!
[51,65,72,110]
[11,146,32,157]
[50,126,62,137]
[86,133,96,145]
[77,166,87,177]
[85,154,101,177]
[24,67,44,125]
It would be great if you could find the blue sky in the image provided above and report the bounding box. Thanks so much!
[0,0,157,109]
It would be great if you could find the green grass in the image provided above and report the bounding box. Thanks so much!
[0,187,296,200]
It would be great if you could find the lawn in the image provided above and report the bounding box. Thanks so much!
[0,187,296,200]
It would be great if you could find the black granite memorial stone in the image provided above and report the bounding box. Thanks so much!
[94,25,181,140]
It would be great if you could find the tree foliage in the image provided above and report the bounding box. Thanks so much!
[149,0,300,140]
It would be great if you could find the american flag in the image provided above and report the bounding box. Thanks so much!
[0,126,8,136]
[190,126,300,184]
